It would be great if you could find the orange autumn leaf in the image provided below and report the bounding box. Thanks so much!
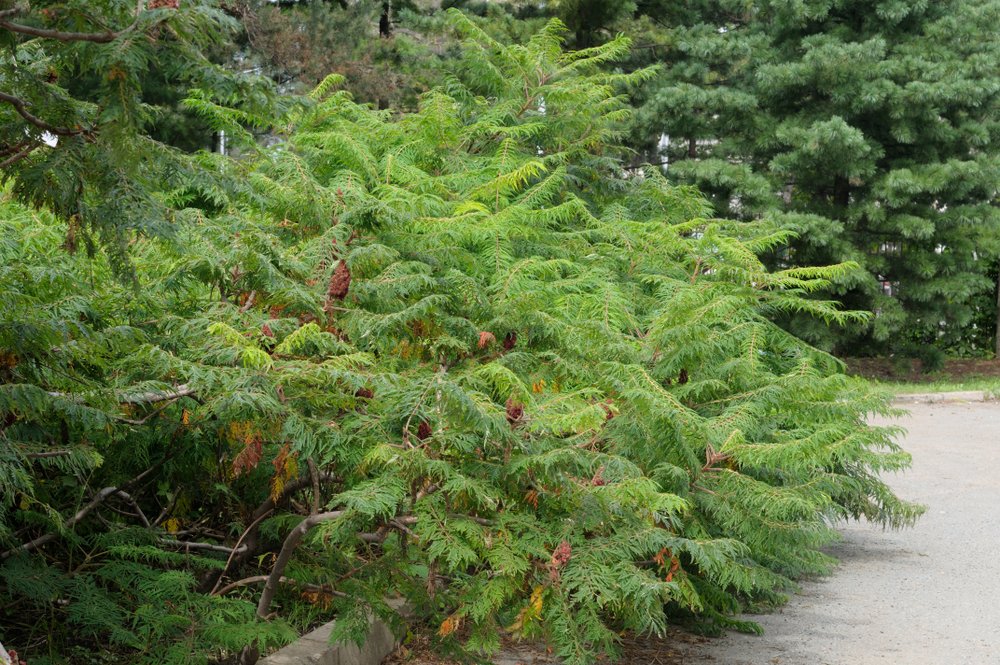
[477,331,495,349]
[438,614,461,637]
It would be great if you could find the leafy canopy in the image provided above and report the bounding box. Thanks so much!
[0,8,920,664]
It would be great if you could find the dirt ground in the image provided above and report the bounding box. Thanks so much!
[387,400,1000,665]
[845,357,1000,383]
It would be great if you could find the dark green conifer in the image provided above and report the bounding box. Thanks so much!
[626,0,1000,356]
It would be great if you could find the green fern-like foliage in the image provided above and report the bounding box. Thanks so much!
[0,10,921,665]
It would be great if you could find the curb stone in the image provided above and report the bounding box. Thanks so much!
[259,601,406,665]
[892,390,996,404]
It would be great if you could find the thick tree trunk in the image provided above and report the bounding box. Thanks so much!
[379,0,391,37]
[833,175,850,209]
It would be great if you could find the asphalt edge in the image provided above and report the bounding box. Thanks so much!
[892,390,997,404]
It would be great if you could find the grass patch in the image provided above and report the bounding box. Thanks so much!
[872,376,1000,395]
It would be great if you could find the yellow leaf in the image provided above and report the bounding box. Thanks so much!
[164,518,181,533]
[506,586,545,634]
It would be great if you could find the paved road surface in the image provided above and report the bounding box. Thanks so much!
[672,401,1000,665]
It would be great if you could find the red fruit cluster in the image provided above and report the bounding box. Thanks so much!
[505,398,524,426]
[590,465,607,487]
[416,421,433,440]
[354,387,374,399]
[478,331,495,349]
[327,260,351,301]
[547,540,572,583]
[148,0,180,9]
[502,331,517,351]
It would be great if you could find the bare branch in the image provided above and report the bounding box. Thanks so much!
[111,489,150,528]
[0,90,84,136]
[0,138,33,157]
[307,459,321,514]
[1,486,121,559]
[24,449,72,459]
[0,2,148,45]
[46,384,195,404]
[114,397,180,425]
[209,509,274,596]
[256,510,344,618]
[238,472,339,562]
[217,575,290,597]
[238,290,256,313]
[0,140,39,168]
[1,463,160,559]
[120,384,196,404]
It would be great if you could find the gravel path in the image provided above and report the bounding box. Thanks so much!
[670,400,1000,665]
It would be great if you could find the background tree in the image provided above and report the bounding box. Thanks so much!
[236,0,550,110]
[623,0,1000,359]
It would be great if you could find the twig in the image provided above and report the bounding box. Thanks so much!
[239,290,256,313]
[0,138,33,157]
[307,459,321,514]
[114,397,179,425]
[2,486,122,559]
[24,450,72,459]
[215,574,348,599]
[152,493,178,527]
[110,489,150,528]
[228,472,339,576]
[0,2,147,44]
[120,384,196,404]
[0,140,39,168]
[46,383,195,404]
[158,538,247,555]
[209,509,274,596]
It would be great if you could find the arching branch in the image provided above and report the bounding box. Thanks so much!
[1,463,160,560]
[256,510,344,618]
[0,91,83,137]
[0,1,148,44]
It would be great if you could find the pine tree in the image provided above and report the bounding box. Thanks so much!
[1,10,921,664]
[625,0,1000,357]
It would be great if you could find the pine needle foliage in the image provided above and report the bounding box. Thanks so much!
[623,0,1000,356]
[1,11,920,664]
